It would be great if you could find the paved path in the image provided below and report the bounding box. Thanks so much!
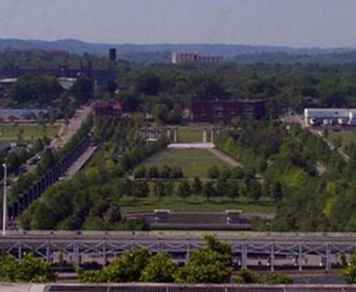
[51,105,92,149]
[0,284,46,292]
[64,145,97,179]
[208,148,242,168]
[282,114,350,162]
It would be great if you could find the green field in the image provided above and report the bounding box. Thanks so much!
[178,127,204,143]
[328,130,356,150]
[0,123,59,141]
[141,149,230,178]
[120,195,275,214]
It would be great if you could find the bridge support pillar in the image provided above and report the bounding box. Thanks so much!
[298,244,303,271]
[73,243,81,267]
[46,242,52,262]
[326,244,331,272]
[270,244,275,272]
[186,243,191,262]
[241,244,247,268]
[18,245,22,259]
[103,242,108,266]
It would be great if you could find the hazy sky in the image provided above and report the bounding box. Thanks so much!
[0,0,356,47]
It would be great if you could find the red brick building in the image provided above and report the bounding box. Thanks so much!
[93,100,123,116]
[191,99,266,123]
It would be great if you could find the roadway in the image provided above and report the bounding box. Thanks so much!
[1,230,356,241]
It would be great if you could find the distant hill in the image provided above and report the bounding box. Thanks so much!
[0,38,356,64]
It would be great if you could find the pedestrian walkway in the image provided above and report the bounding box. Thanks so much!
[64,145,97,178]
[208,148,242,167]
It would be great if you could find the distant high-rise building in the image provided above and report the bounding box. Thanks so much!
[171,52,223,64]
[109,48,117,62]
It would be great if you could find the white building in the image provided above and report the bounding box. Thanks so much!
[304,108,356,126]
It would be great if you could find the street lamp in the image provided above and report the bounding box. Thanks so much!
[2,163,7,236]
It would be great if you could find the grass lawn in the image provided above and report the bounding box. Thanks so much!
[328,130,356,150]
[141,149,230,178]
[178,127,204,143]
[0,123,59,142]
[120,195,275,214]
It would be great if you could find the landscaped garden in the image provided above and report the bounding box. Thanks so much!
[139,148,230,178]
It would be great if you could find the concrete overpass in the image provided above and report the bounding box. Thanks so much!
[1,231,356,272]
[2,284,356,292]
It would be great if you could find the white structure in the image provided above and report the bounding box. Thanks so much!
[304,108,356,127]
[168,143,215,149]
[57,77,77,90]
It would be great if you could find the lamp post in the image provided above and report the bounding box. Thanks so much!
[2,163,7,236]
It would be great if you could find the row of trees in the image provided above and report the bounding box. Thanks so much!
[134,165,183,179]
[117,62,356,125]
[79,236,234,284]
[215,120,356,231]
[19,116,166,230]
[0,253,55,283]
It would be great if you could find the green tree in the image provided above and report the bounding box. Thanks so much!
[132,181,150,198]
[203,182,216,200]
[152,104,169,125]
[140,253,177,283]
[271,182,283,202]
[79,248,151,283]
[208,166,220,179]
[192,177,203,195]
[10,75,62,105]
[248,180,262,201]
[71,76,94,103]
[177,181,191,198]
[160,165,172,179]
[344,253,356,284]
[148,166,159,178]
[215,179,230,197]
[136,72,161,95]
[0,254,56,283]
[171,166,184,178]
[134,165,146,179]
[153,181,166,198]
[175,236,232,283]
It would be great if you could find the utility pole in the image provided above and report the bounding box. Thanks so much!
[2,163,7,236]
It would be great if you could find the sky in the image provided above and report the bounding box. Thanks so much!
[0,0,356,47]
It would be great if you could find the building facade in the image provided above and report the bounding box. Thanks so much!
[93,100,123,116]
[172,52,223,65]
[304,108,356,126]
[191,99,266,123]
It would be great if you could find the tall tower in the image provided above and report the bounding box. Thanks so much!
[109,48,117,62]
[171,52,177,64]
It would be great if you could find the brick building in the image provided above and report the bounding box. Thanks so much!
[191,99,266,123]
[172,52,223,64]
[93,100,123,116]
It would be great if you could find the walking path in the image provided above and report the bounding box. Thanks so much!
[64,145,97,179]
[208,148,242,168]
[51,105,92,149]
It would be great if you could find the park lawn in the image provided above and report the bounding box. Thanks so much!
[141,149,230,178]
[328,130,356,150]
[178,127,204,143]
[0,123,59,141]
[119,195,275,214]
